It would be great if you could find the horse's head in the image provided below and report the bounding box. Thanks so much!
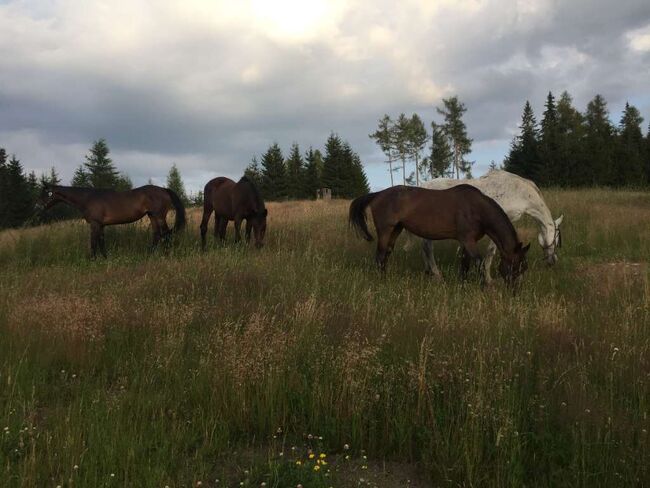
[251,208,268,248]
[499,242,530,286]
[36,185,60,210]
[538,214,563,265]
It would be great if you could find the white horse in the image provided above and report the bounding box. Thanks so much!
[420,169,563,282]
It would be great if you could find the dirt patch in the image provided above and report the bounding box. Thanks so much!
[580,261,648,295]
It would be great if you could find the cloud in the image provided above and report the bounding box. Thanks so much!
[0,0,649,191]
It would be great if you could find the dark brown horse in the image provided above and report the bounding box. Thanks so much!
[349,185,530,285]
[200,176,267,249]
[39,185,185,257]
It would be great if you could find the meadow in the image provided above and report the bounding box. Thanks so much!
[0,189,649,487]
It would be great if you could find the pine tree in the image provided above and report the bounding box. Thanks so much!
[617,102,645,186]
[369,115,397,186]
[285,143,306,199]
[166,164,189,204]
[645,123,650,183]
[303,147,322,199]
[437,96,473,179]
[349,152,370,196]
[489,160,498,171]
[84,139,120,189]
[394,113,411,185]
[115,174,133,192]
[244,156,263,188]
[504,101,541,181]
[260,143,286,200]
[427,121,454,178]
[584,95,615,185]
[408,113,428,185]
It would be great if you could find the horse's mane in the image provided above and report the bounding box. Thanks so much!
[238,176,265,211]
[456,184,520,245]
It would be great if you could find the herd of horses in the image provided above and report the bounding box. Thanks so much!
[38,170,564,287]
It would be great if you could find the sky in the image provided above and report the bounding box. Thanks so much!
[1,0,650,192]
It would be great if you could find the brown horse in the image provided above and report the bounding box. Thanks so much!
[39,185,186,257]
[349,185,530,285]
[200,176,267,249]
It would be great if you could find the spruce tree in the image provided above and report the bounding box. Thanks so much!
[84,139,120,189]
[260,143,286,200]
[166,164,189,204]
[617,102,645,186]
[349,152,370,196]
[556,91,586,185]
[584,95,615,185]
[427,121,454,178]
[5,156,33,228]
[539,92,560,185]
[321,133,344,196]
[285,143,305,199]
[303,147,322,199]
[71,165,91,187]
[436,97,473,179]
[244,156,263,188]
[645,123,650,183]
[0,149,8,228]
[504,101,541,181]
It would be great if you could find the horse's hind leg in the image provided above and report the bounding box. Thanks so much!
[217,217,228,241]
[200,204,213,250]
[149,216,162,250]
[245,219,252,243]
[233,215,243,243]
[89,223,100,259]
[422,239,443,279]
[375,224,403,272]
[98,226,107,258]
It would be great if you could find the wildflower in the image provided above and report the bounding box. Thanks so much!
[295,460,302,466]
[261,483,267,487]
[343,444,349,450]
[197,482,202,487]
[74,465,79,470]
[313,465,320,471]
[110,473,115,477]
[309,453,315,459]
[345,455,350,460]
[319,453,326,459]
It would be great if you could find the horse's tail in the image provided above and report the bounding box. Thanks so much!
[349,192,379,241]
[165,188,186,232]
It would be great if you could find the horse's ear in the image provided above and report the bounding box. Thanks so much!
[555,214,564,227]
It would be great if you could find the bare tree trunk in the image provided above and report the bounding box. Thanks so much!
[388,159,394,186]
[401,157,406,185]
[455,144,460,179]
[415,154,420,186]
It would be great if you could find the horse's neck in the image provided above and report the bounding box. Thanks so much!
[56,187,92,210]
[483,204,519,257]
[516,185,555,238]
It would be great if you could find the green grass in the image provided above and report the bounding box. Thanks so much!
[0,189,649,487]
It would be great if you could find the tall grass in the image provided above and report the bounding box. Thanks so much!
[0,189,649,487]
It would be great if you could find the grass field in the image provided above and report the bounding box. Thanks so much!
[1,189,649,487]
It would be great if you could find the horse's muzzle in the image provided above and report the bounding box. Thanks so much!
[546,254,558,266]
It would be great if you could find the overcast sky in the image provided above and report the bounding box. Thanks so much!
[1,0,650,192]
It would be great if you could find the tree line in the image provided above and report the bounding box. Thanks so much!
[243,132,370,200]
[504,91,650,186]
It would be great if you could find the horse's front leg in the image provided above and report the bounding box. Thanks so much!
[245,219,253,243]
[89,222,105,258]
[460,240,483,284]
[149,217,162,251]
[422,239,443,279]
[483,240,497,284]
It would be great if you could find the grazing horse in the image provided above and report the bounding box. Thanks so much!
[38,185,186,258]
[421,169,563,282]
[349,185,530,285]
[200,176,267,249]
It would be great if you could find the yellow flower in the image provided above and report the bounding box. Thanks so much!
[308,453,315,459]
[319,453,326,459]
[313,465,320,472]
[295,461,302,466]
